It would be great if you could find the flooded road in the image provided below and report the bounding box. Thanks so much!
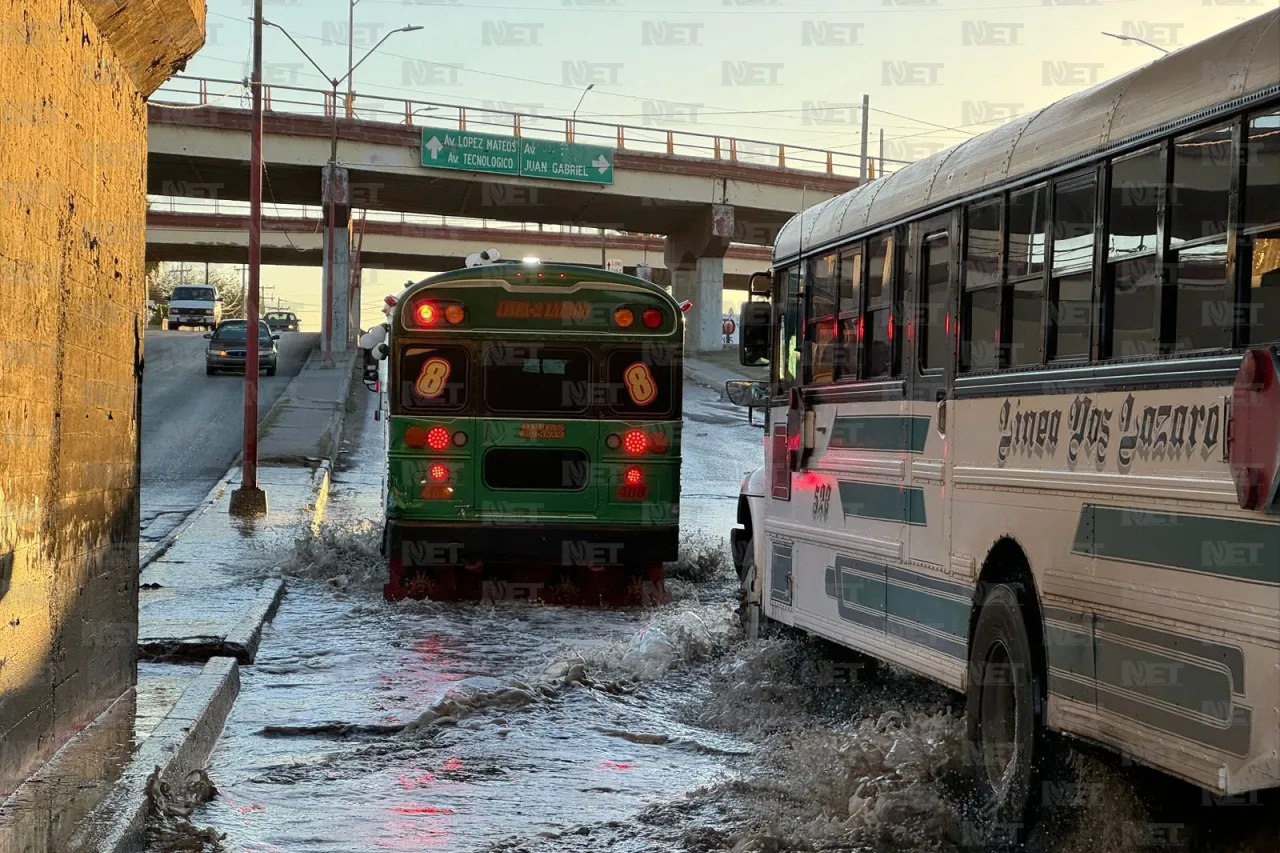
[179,381,1277,853]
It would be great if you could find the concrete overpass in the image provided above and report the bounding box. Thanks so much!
[146,76,861,351]
[145,211,772,292]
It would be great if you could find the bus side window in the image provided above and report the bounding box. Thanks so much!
[775,264,803,393]
[865,233,896,378]
[1242,109,1280,346]
[919,232,951,372]
[962,199,1003,371]
[836,247,863,380]
[1049,173,1098,361]
[1007,185,1048,367]
[806,253,838,385]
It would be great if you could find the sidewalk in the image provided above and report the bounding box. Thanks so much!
[58,349,363,851]
[137,348,359,664]
[684,345,768,396]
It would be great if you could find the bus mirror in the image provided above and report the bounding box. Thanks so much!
[725,380,769,408]
[748,271,772,296]
[739,301,771,367]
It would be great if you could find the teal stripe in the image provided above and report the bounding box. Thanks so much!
[839,480,927,526]
[1074,504,1280,585]
[829,415,930,453]
[842,568,887,613]
[885,581,967,637]
[1095,638,1233,721]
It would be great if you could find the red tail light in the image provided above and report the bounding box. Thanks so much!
[414,301,438,326]
[429,463,449,482]
[426,426,450,451]
[624,466,644,485]
[1230,347,1280,511]
[622,429,648,455]
[642,308,662,329]
[617,465,648,500]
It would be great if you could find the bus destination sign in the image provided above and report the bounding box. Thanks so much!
[422,129,614,185]
[495,300,593,320]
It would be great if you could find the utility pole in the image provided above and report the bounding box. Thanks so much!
[231,0,267,517]
[879,128,885,179]
[346,0,360,114]
[859,94,870,181]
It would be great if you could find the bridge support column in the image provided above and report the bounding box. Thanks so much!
[322,165,353,359]
[664,205,733,353]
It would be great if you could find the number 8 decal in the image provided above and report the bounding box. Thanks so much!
[415,356,451,399]
[623,361,657,406]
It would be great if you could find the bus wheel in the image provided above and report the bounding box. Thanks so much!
[737,544,760,639]
[964,583,1041,847]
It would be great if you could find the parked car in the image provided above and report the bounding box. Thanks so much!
[169,285,222,330]
[265,311,300,333]
[205,320,279,376]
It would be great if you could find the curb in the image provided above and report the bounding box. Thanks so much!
[137,579,286,665]
[71,658,241,853]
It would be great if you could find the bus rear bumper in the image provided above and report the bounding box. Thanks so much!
[384,521,680,568]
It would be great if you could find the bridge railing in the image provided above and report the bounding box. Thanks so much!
[151,75,905,180]
[146,196,774,251]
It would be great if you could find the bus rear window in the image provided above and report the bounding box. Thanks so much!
[607,348,677,416]
[483,344,591,414]
[401,345,468,412]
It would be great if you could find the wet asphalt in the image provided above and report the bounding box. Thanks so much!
[139,330,318,550]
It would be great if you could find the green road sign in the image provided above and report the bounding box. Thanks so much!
[519,139,613,184]
[420,128,521,176]
[421,128,614,185]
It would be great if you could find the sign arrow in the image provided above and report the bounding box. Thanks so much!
[425,136,444,160]
[592,154,610,174]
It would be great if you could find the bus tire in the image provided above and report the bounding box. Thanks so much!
[964,582,1041,847]
[737,543,761,639]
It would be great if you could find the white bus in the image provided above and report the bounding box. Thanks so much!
[729,9,1280,842]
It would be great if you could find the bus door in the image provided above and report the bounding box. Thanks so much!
[476,343,599,522]
[906,218,957,578]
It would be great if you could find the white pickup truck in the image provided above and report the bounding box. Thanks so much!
[168,285,222,330]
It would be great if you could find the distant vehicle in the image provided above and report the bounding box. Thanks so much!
[168,285,222,330]
[204,320,279,376]
[265,311,300,333]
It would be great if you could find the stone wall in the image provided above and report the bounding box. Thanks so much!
[0,0,204,799]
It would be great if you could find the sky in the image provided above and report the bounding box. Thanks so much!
[157,0,1272,330]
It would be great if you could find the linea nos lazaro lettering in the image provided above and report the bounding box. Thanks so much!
[997,394,1223,470]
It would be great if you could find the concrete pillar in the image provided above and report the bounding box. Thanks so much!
[664,204,733,353]
[322,165,352,354]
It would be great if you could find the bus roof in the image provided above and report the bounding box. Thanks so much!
[774,8,1280,265]
[397,262,680,306]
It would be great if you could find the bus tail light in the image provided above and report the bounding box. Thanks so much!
[617,465,647,500]
[452,430,468,447]
[429,463,450,482]
[444,304,465,325]
[642,308,662,329]
[622,429,648,455]
[1229,347,1280,511]
[413,301,438,327]
[647,431,669,452]
[426,427,450,451]
[614,307,634,328]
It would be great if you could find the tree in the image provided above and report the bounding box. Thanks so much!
[153,264,247,318]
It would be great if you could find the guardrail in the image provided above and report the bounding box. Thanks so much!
[150,75,905,180]
[145,196,775,249]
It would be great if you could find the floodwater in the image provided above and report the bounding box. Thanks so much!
[179,382,1278,853]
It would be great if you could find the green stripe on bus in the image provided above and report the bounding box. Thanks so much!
[885,582,968,638]
[1094,637,1234,722]
[828,415,931,453]
[1072,505,1280,585]
[838,480,926,526]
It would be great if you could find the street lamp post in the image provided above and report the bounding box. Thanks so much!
[230,0,268,517]
[1101,31,1171,54]
[262,20,421,370]
[569,83,593,141]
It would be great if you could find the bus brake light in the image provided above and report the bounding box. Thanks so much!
[623,429,648,455]
[414,302,438,326]
[429,463,449,482]
[426,427,450,450]
[624,466,644,485]
[642,308,662,329]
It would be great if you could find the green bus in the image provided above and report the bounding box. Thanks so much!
[373,261,685,603]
